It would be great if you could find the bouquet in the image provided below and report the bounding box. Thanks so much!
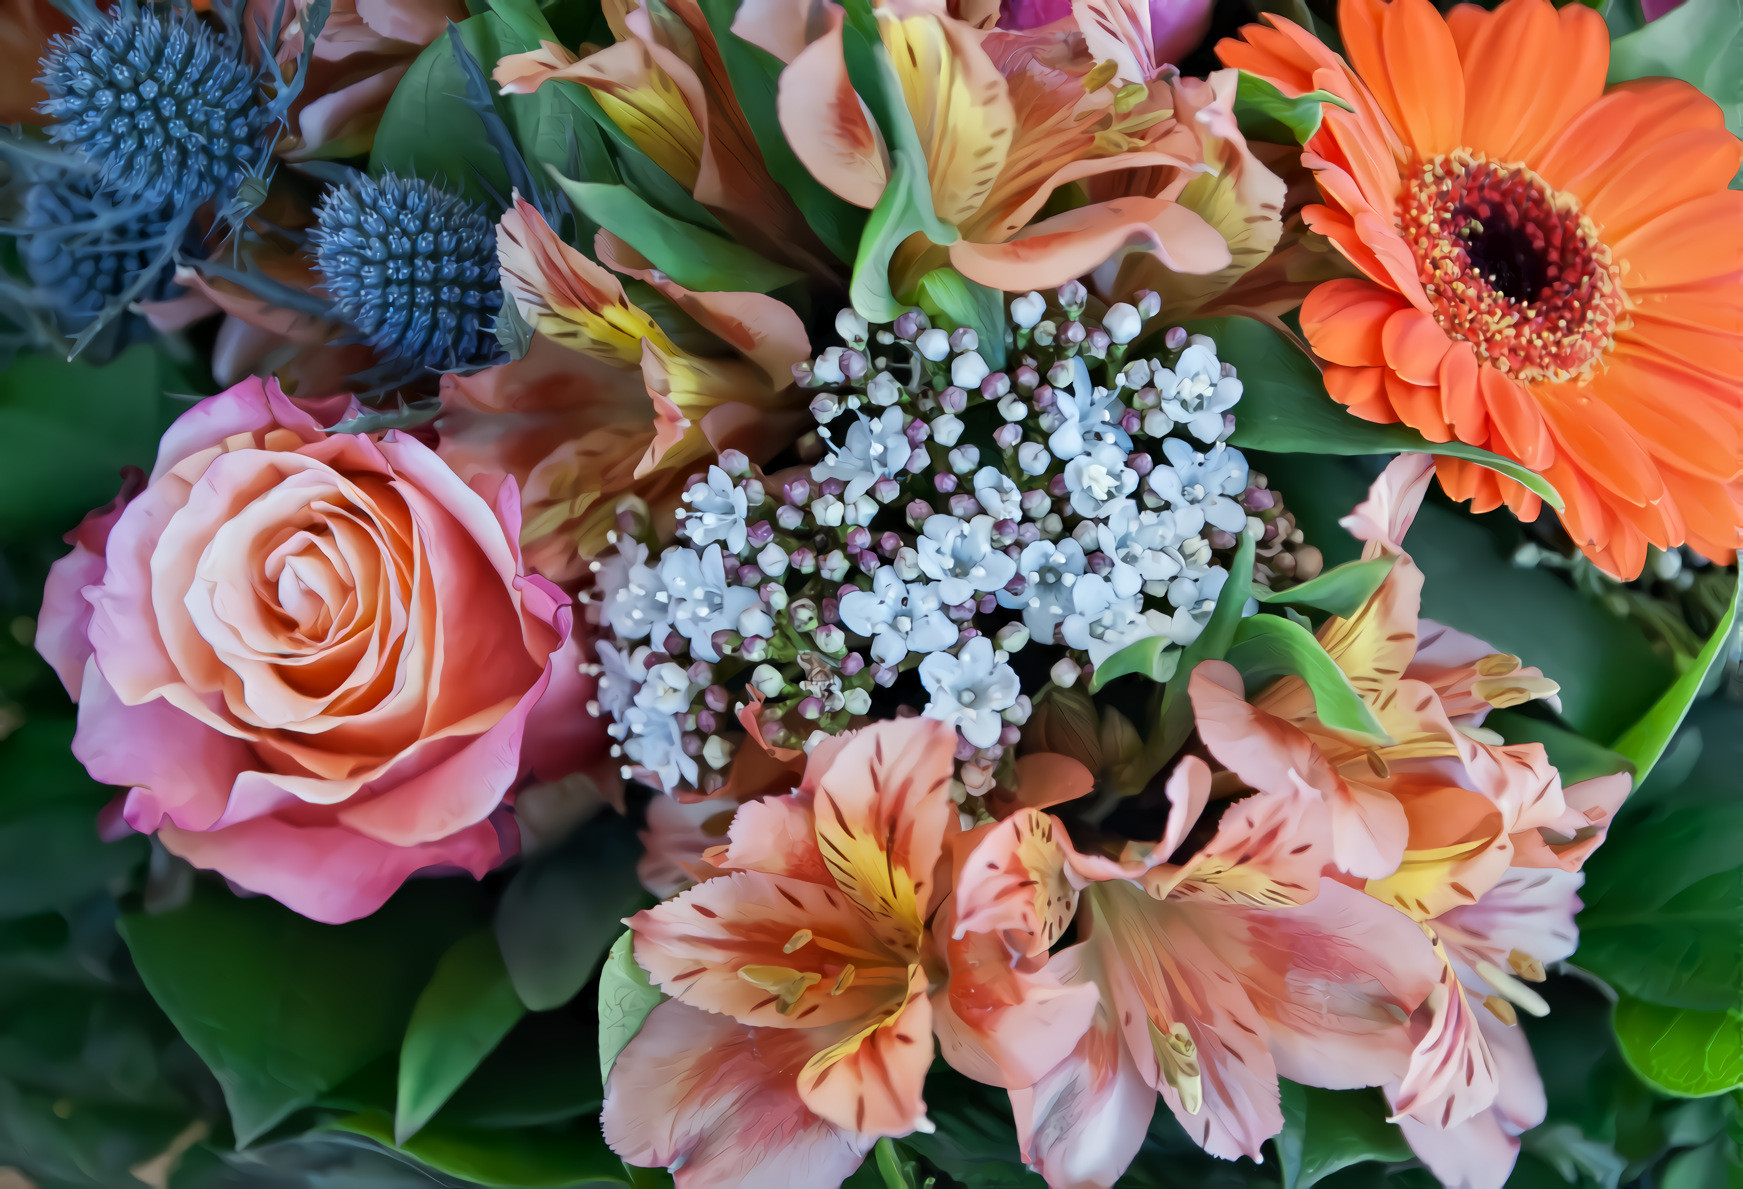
[0,0,1739,1186]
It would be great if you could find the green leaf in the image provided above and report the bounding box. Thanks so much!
[597,929,664,1085]
[1232,73,1352,145]
[1086,635,1180,693]
[439,1012,604,1129]
[837,10,958,320]
[120,881,483,1145]
[1606,0,1743,139]
[1613,997,1743,1098]
[395,929,527,1144]
[1199,316,1564,511]
[1275,1081,1411,1189]
[548,174,805,293]
[1577,801,1743,1013]
[0,346,183,540]
[371,17,517,206]
[913,268,1009,371]
[0,717,147,919]
[1227,614,1388,740]
[485,0,557,45]
[496,814,650,1012]
[1254,556,1395,619]
[694,0,867,263]
[1121,532,1256,790]
[336,1109,629,1187]
[1610,563,1740,786]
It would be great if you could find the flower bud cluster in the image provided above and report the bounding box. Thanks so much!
[588,291,1308,797]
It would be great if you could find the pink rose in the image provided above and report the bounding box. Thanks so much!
[37,378,600,923]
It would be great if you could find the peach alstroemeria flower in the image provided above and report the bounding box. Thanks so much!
[1089,68,1289,323]
[953,756,1439,1185]
[607,718,1094,1186]
[1220,0,1743,579]
[436,198,807,580]
[494,0,837,278]
[1186,454,1628,1158]
[777,1,1235,293]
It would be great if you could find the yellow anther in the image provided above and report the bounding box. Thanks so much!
[783,929,814,954]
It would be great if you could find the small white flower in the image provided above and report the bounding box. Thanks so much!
[835,307,870,346]
[916,328,951,361]
[813,493,846,526]
[660,544,768,663]
[951,350,990,389]
[866,372,902,406]
[1060,572,1167,665]
[1016,442,1051,476]
[972,466,1022,520]
[999,537,1086,641]
[919,636,1019,748]
[1155,341,1242,443]
[837,566,959,666]
[620,706,698,791]
[681,465,750,553]
[599,541,670,642]
[1011,291,1046,328]
[1049,356,1131,461]
[917,514,1018,605]
[812,347,847,386]
[1096,499,1186,599]
[811,407,912,503]
[1148,440,1250,534]
[1063,441,1139,519]
[595,641,650,719]
[1163,567,1257,646]
[1103,302,1141,344]
[635,661,698,714]
[758,541,789,577]
[931,412,965,447]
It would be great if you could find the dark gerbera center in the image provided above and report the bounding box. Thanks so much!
[1401,151,1627,384]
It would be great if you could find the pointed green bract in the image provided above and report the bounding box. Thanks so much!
[1226,614,1388,740]
[395,929,526,1144]
[598,930,666,1086]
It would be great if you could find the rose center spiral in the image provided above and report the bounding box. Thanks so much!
[1401,151,1626,384]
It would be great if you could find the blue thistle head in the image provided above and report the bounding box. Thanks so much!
[312,174,505,374]
[38,2,273,209]
[18,173,192,335]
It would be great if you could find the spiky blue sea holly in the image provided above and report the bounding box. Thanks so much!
[16,173,191,334]
[311,174,505,374]
[38,2,274,210]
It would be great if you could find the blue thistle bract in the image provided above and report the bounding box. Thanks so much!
[38,2,273,209]
[18,174,191,334]
[312,174,505,373]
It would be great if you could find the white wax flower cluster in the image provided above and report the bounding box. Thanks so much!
[587,287,1265,797]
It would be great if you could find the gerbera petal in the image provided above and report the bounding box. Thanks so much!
[1476,365,1553,472]
[1325,363,1402,424]
[1614,189,1743,291]
[1458,0,1606,164]
[1581,127,1743,242]
[1301,278,1409,367]
[1437,341,1490,445]
[1534,386,1664,506]
[1377,0,1463,156]
[1586,354,1741,481]
[1385,369,1452,442]
[1381,307,1452,387]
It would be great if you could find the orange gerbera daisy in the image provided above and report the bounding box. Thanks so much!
[1220,0,1743,578]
